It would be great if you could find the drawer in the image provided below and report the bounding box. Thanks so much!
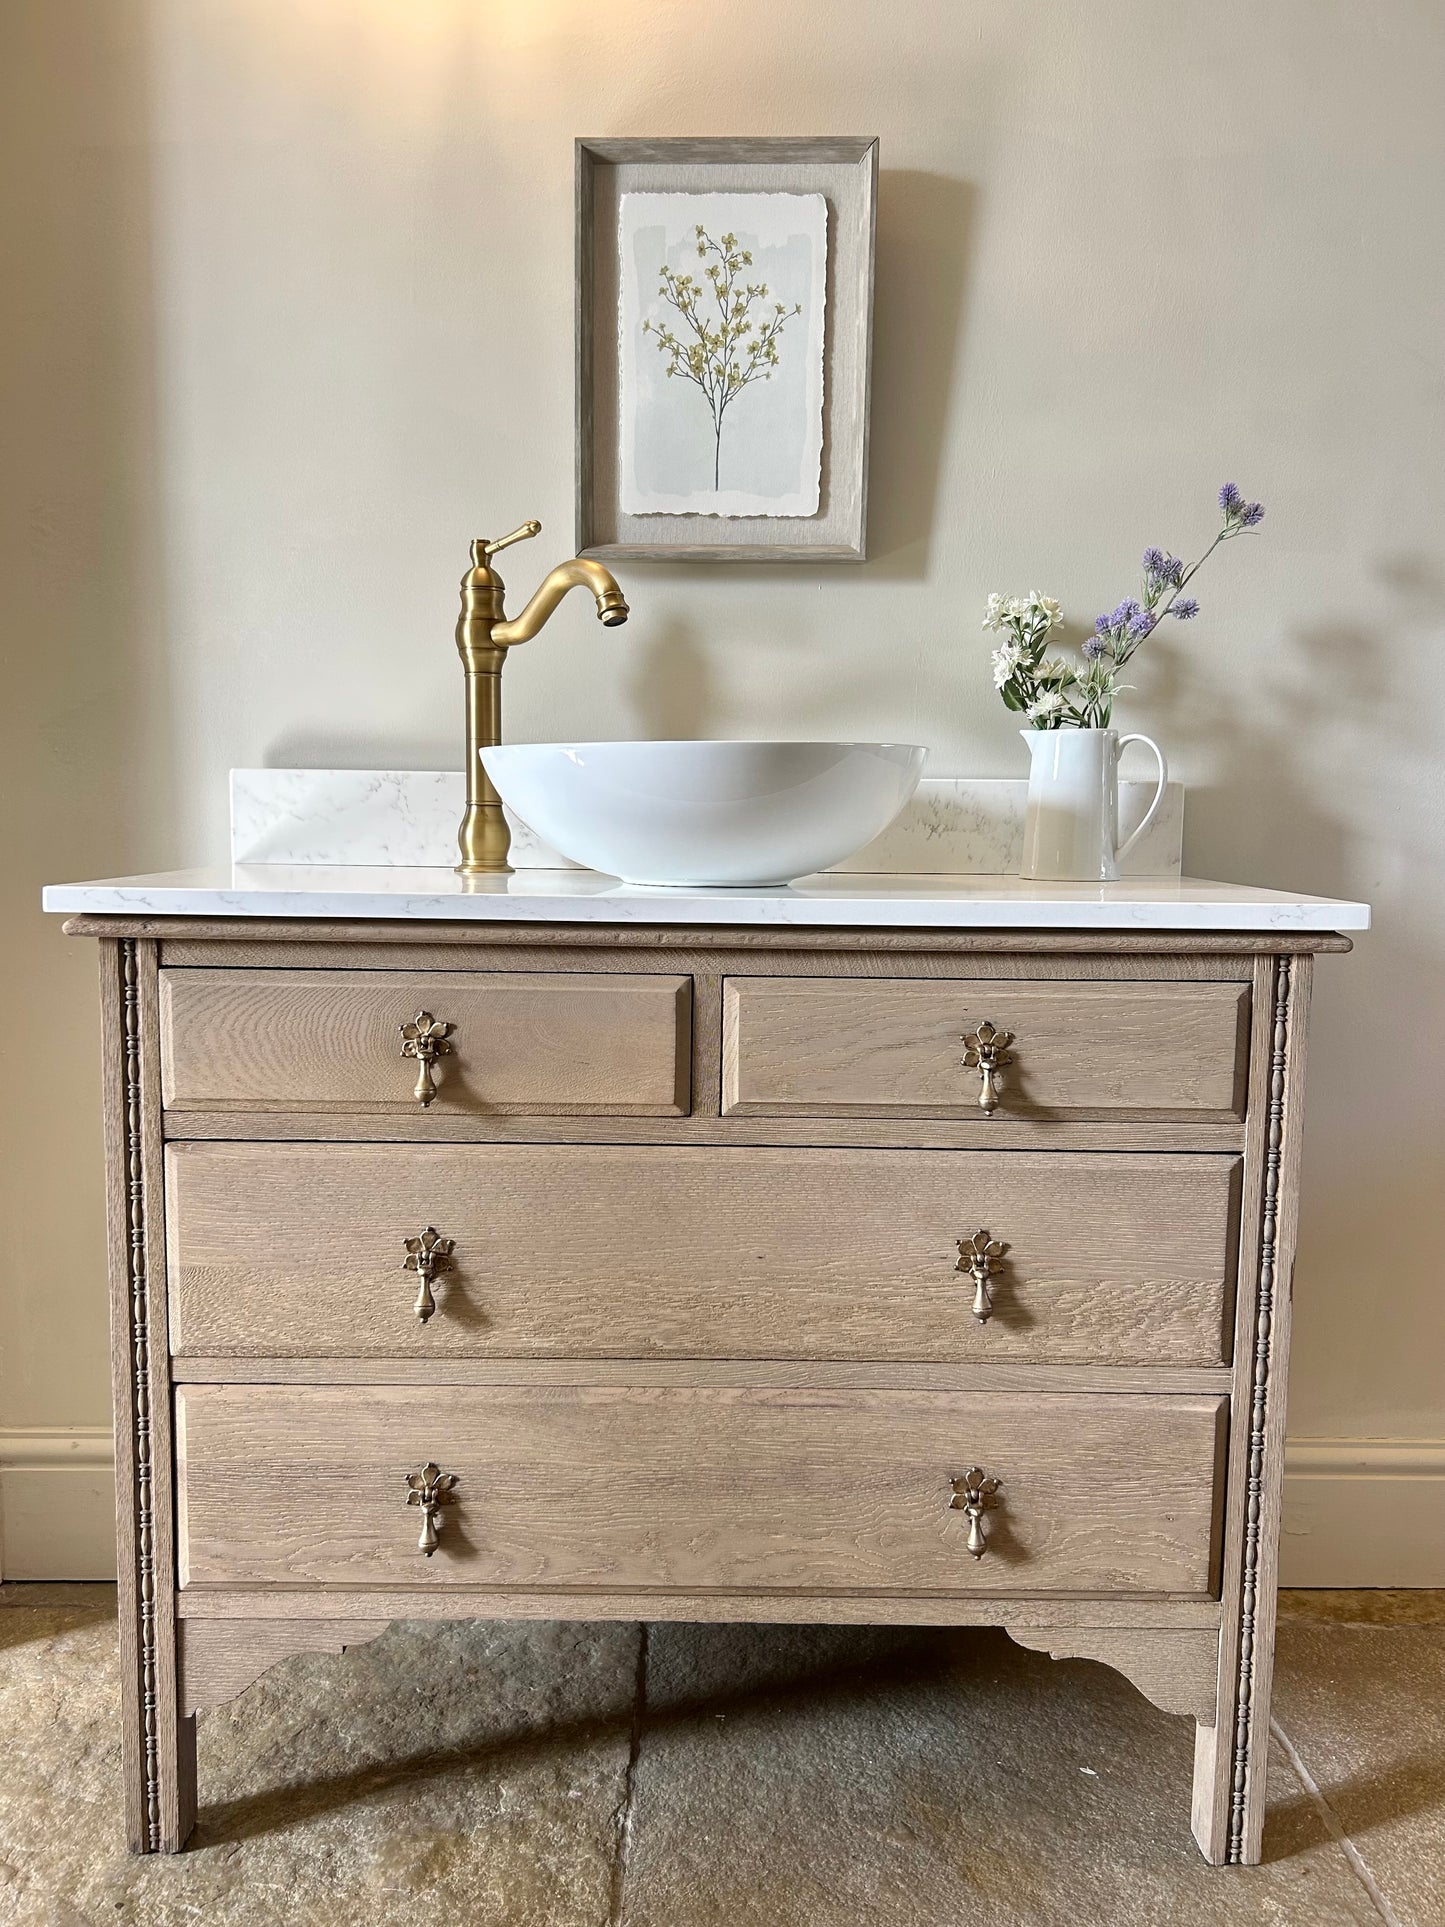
[175,1385,1227,1596]
[166,1143,1241,1366]
[158,968,691,1115]
[723,977,1249,1120]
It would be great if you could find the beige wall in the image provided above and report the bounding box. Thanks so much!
[3,0,1442,1578]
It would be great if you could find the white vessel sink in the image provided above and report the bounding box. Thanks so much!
[482,740,927,887]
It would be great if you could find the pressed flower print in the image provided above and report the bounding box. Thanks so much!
[618,192,827,517]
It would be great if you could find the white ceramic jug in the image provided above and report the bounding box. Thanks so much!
[1018,727,1168,882]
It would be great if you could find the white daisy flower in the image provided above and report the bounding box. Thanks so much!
[991,641,1024,688]
[1026,689,1067,722]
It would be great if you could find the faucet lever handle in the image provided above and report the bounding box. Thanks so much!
[476,521,542,563]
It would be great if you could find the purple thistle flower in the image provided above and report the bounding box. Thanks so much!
[1126,611,1155,641]
[1163,553,1185,586]
[1110,598,1142,627]
[1094,612,1114,635]
[1241,501,1265,527]
[1082,635,1109,661]
[1219,482,1242,515]
[1170,597,1200,620]
[1141,546,1166,575]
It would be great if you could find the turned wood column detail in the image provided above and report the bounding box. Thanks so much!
[1226,953,1294,1862]
[103,939,194,1852]
[121,940,163,1848]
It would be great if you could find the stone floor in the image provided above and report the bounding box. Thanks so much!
[0,1588,1440,1926]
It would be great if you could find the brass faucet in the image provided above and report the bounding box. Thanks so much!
[453,521,629,874]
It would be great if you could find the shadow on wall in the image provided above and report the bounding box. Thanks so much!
[0,4,173,1439]
[1175,558,1445,1437]
[626,617,721,742]
[369,168,975,752]
[865,171,977,577]
[273,614,726,763]
[601,168,978,601]
[3,3,176,872]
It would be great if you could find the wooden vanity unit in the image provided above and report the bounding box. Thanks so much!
[54,891,1363,1864]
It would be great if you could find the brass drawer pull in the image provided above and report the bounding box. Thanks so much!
[957,1230,1005,1322]
[950,1466,1001,1558]
[404,1461,459,1556]
[961,1022,1014,1115]
[402,1227,455,1324]
[400,1011,454,1108]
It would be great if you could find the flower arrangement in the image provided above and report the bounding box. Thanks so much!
[984,484,1266,729]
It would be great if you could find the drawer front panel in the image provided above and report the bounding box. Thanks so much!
[723,978,1249,1120]
[176,1385,1227,1596]
[166,1143,1241,1365]
[158,968,691,1115]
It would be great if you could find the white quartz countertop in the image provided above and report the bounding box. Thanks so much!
[43,864,1371,932]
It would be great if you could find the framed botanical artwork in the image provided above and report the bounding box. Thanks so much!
[576,137,878,562]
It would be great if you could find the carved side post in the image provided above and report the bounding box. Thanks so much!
[101,939,196,1851]
[1192,952,1312,1865]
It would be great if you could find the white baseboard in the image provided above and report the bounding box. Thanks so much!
[1280,1438,1445,1588]
[4,1429,1442,1589]
[0,1429,117,1581]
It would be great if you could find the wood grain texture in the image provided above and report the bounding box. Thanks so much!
[178,1618,389,1715]
[576,137,876,560]
[158,968,691,1115]
[171,1358,1233,1393]
[1194,954,1313,1866]
[100,940,194,1853]
[724,976,1250,1119]
[175,1384,1227,1598]
[165,1142,1242,1367]
[70,915,1335,1865]
[58,913,1352,956]
[155,943,1257,981]
[162,1111,1247,1154]
[1003,1625,1222,1724]
[177,1590,1223,1630]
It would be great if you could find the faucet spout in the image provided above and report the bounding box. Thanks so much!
[492,558,629,647]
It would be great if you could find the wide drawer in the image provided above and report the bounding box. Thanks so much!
[175,1385,1227,1596]
[723,977,1250,1119]
[158,968,691,1115]
[166,1143,1241,1366]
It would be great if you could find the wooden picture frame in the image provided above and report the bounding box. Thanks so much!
[576,136,878,563]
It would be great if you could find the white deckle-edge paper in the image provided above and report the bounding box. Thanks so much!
[618,191,827,519]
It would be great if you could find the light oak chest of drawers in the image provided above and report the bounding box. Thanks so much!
[73,914,1344,1865]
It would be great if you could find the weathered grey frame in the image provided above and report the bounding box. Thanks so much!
[576,136,878,562]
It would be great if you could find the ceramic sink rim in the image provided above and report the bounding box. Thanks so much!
[482,739,928,887]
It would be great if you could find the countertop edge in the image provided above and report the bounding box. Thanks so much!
[41,871,1371,936]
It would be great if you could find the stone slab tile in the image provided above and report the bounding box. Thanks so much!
[620,1622,1384,1926]
[227,767,1188,878]
[0,1590,1420,1927]
[0,1587,638,1927]
[1274,1617,1445,1927]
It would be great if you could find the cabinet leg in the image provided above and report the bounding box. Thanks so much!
[1191,1577,1281,1867]
[1191,1693,1272,1868]
[1191,1718,1232,1865]
[118,1607,197,1853]
[103,939,196,1853]
[1190,953,1307,1868]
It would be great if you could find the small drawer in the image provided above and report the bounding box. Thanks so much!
[166,1143,1241,1366]
[158,968,691,1116]
[723,977,1249,1120]
[175,1385,1227,1597]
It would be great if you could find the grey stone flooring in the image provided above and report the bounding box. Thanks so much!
[0,1587,1440,1925]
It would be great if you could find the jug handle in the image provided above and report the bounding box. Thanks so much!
[1115,734,1169,864]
